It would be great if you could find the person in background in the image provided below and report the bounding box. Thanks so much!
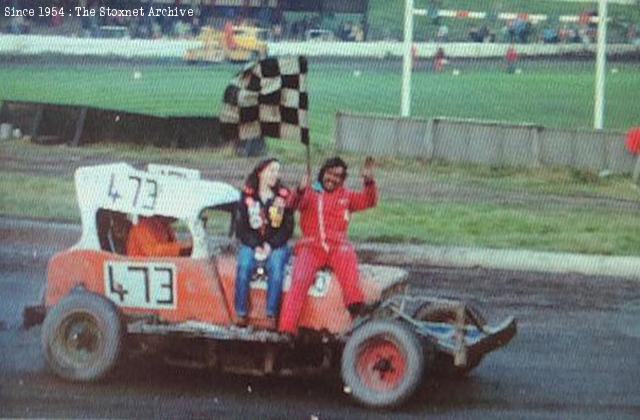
[223,20,237,49]
[126,216,192,257]
[235,158,294,330]
[505,45,519,74]
[279,156,377,336]
[436,24,449,42]
[434,47,447,72]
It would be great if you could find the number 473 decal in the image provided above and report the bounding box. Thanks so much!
[107,173,158,210]
[104,262,177,309]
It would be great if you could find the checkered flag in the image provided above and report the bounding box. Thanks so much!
[220,56,309,145]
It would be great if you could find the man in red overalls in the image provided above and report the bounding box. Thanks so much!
[279,157,377,335]
[126,216,192,257]
[505,45,519,74]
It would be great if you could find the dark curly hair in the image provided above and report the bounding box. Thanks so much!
[317,156,348,184]
[244,158,282,196]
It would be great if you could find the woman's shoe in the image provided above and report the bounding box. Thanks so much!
[236,316,248,328]
[266,316,277,331]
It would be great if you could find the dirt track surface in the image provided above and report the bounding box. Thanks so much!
[1,218,640,418]
[3,146,640,213]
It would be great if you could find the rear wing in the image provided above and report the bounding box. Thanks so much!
[72,162,240,252]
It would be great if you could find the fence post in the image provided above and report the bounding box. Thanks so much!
[424,118,435,160]
[70,107,88,147]
[633,156,640,184]
[433,118,441,160]
[394,117,401,156]
[601,132,610,173]
[30,105,44,140]
[532,126,542,167]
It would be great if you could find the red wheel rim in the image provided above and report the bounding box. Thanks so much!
[356,336,407,391]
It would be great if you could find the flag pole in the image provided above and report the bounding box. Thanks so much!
[305,142,311,180]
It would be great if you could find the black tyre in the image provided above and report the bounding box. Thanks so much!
[341,319,424,408]
[42,291,122,382]
[413,303,482,376]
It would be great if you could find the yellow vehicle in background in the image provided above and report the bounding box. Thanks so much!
[185,24,268,63]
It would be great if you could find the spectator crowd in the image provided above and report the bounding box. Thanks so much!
[3,1,639,46]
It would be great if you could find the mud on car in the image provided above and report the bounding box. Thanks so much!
[24,162,517,409]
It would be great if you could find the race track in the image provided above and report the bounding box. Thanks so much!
[1,219,639,419]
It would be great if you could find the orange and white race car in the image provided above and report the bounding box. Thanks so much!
[24,162,516,408]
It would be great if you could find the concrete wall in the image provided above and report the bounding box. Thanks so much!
[430,118,543,167]
[335,113,433,157]
[336,112,634,173]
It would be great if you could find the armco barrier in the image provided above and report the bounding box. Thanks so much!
[335,112,634,173]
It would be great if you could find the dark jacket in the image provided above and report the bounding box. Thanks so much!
[236,186,294,249]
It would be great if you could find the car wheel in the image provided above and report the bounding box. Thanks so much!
[413,303,483,376]
[341,319,424,408]
[42,291,122,382]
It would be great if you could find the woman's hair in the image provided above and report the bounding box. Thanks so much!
[244,158,281,195]
[317,156,348,183]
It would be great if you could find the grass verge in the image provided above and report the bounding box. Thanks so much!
[350,200,640,256]
[270,147,640,204]
[4,137,640,202]
[0,172,78,221]
[3,168,640,256]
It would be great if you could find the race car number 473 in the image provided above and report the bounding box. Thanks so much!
[104,262,177,309]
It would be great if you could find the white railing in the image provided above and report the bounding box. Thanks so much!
[1,34,638,59]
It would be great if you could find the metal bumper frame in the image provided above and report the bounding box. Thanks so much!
[373,293,517,368]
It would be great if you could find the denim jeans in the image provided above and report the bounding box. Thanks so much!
[235,244,291,318]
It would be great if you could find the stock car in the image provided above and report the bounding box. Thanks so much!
[24,162,517,408]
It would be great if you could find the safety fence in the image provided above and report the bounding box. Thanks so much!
[335,112,634,174]
[1,34,638,59]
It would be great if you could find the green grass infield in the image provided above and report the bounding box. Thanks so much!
[1,62,639,149]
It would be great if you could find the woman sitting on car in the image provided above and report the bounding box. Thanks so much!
[235,158,294,330]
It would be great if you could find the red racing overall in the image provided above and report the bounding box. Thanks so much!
[279,179,377,334]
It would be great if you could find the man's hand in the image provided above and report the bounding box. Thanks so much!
[360,156,375,180]
[298,173,310,191]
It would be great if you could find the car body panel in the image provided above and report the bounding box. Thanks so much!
[46,248,408,335]
[30,161,515,397]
